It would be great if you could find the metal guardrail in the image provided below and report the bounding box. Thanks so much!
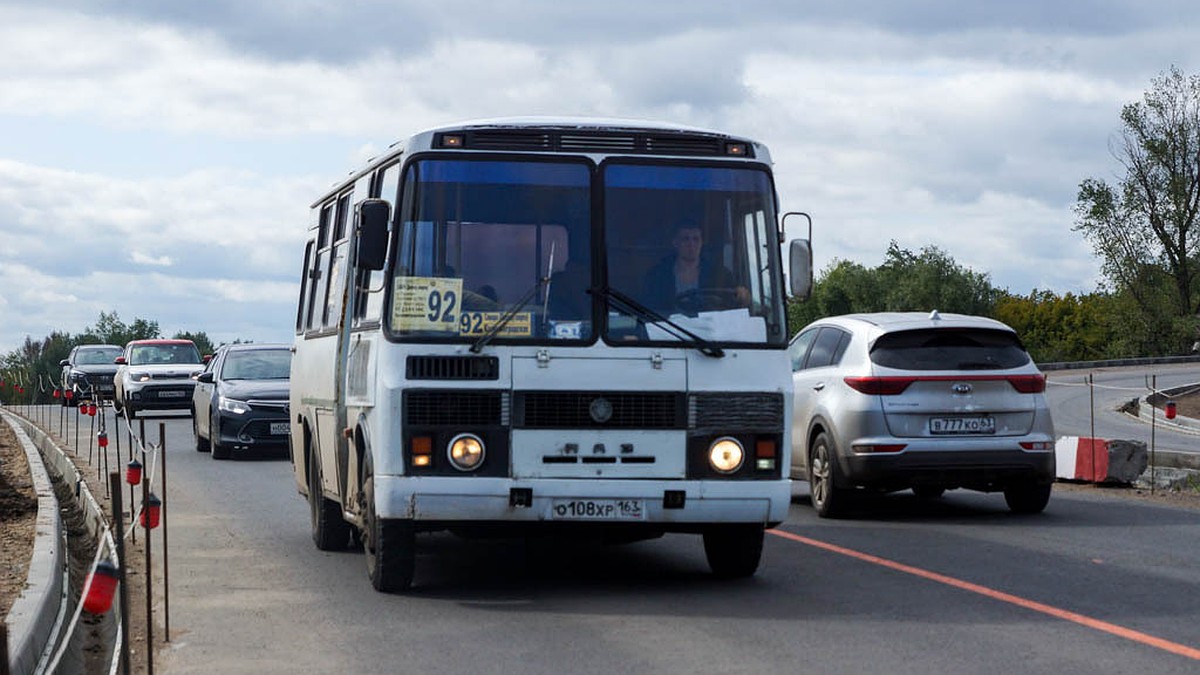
[1039,355,1200,371]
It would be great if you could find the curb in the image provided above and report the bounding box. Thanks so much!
[2,411,66,675]
[2,410,122,675]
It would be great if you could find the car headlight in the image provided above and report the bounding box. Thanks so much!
[70,370,87,381]
[218,396,250,415]
[447,433,485,471]
[131,371,151,382]
[708,437,745,474]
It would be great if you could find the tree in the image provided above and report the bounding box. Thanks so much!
[173,331,216,356]
[787,242,1000,335]
[81,311,160,346]
[1074,66,1200,352]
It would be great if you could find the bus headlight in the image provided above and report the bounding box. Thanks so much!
[447,433,485,471]
[708,437,744,474]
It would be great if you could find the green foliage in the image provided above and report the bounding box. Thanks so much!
[993,290,1115,362]
[81,311,160,346]
[788,241,1001,336]
[1074,66,1200,321]
[174,331,216,357]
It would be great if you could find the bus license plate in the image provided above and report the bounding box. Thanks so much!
[550,499,645,521]
[270,422,289,435]
[930,416,995,435]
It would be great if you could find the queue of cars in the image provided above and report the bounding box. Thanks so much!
[73,310,1054,510]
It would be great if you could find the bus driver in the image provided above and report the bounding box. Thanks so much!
[641,219,750,313]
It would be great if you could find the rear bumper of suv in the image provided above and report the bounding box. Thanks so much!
[841,444,1055,492]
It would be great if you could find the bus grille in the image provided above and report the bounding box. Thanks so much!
[689,393,784,432]
[438,129,753,158]
[405,390,509,426]
[407,355,499,380]
[514,391,685,429]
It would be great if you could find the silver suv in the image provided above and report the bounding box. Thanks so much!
[789,311,1055,518]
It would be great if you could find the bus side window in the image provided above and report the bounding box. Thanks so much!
[296,239,315,334]
[306,203,334,332]
[323,191,353,328]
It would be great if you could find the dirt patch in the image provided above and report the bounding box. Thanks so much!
[0,419,37,620]
[1160,386,1200,418]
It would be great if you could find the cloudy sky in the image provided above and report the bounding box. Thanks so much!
[2,0,1198,354]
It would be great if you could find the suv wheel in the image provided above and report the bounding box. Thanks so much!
[810,431,850,518]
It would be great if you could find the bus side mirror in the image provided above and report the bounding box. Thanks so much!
[356,198,391,271]
[789,239,813,299]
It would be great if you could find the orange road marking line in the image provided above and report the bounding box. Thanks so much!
[768,528,1200,662]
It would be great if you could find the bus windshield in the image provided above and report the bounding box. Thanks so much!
[387,156,786,347]
[603,162,787,346]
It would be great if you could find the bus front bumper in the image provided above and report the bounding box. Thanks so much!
[374,476,790,529]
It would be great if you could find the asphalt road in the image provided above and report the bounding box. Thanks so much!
[1046,363,1200,462]
[31,373,1200,674]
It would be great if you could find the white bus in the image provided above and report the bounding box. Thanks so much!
[290,117,813,591]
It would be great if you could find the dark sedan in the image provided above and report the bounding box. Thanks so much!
[191,344,292,460]
[60,344,123,405]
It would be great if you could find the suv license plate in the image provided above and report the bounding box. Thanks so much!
[930,416,995,435]
[550,499,645,521]
[270,422,289,435]
[159,391,186,398]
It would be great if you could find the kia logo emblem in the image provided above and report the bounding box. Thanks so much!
[953,383,973,394]
[589,397,613,423]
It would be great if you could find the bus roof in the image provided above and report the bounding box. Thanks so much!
[315,116,771,206]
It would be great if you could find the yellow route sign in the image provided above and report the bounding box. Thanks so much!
[391,276,463,333]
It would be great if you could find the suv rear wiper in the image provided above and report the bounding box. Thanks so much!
[590,286,724,358]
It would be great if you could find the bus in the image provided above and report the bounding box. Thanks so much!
[290,117,813,591]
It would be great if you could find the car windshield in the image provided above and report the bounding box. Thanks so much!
[602,162,787,346]
[221,349,292,380]
[870,329,1031,370]
[78,347,122,365]
[388,158,591,342]
[129,343,202,366]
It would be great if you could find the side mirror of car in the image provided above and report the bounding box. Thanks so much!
[197,372,215,384]
[114,356,126,365]
[789,239,813,300]
[355,198,391,271]
[59,359,70,367]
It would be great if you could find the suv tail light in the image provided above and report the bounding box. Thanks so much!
[1006,374,1046,393]
[844,376,915,395]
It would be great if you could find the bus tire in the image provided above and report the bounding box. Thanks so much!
[309,444,350,550]
[363,464,415,592]
[703,524,764,579]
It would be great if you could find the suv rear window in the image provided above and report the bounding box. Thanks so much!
[869,328,1030,371]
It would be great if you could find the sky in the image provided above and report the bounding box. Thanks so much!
[2,0,1199,354]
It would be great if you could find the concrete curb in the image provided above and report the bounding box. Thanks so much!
[2,411,67,675]
[3,410,123,675]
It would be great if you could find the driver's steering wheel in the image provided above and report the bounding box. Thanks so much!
[674,287,740,313]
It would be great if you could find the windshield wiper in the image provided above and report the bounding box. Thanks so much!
[469,276,550,353]
[590,286,724,358]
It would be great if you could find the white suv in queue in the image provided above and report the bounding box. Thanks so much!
[789,311,1055,518]
[113,339,205,418]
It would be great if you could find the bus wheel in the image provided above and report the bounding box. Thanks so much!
[703,524,764,579]
[309,445,351,550]
[363,464,415,592]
